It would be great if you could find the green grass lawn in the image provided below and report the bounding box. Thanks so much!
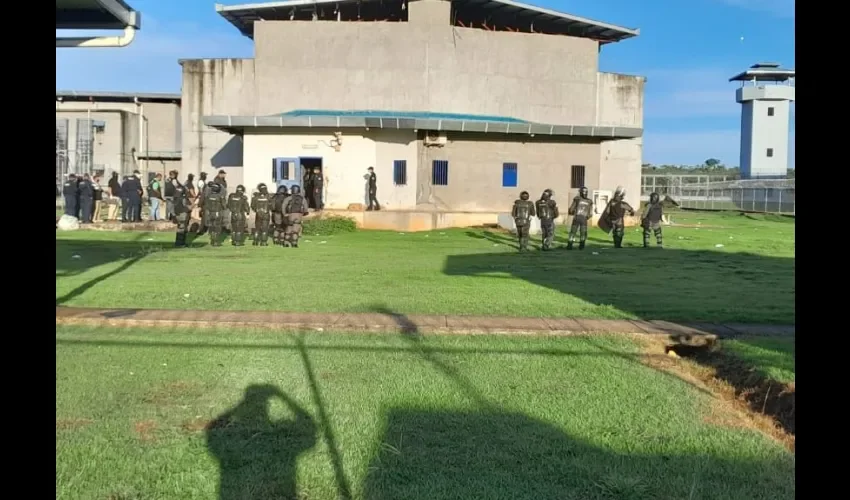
[56,210,795,323]
[56,326,794,500]
[722,336,795,384]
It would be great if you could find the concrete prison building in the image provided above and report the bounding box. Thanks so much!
[56,91,182,183]
[182,0,645,230]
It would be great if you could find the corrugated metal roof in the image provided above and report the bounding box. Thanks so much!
[274,109,529,124]
[202,109,642,139]
[56,0,141,30]
[215,0,639,42]
[56,90,181,102]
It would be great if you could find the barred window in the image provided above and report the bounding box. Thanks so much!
[571,165,586,188]
[432,160,448,186]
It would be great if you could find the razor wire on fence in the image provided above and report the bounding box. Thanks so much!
[640,175,795,215]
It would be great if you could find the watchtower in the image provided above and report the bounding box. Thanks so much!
[729,63,795,179]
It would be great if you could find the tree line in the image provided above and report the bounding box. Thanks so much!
[642,159,794,178]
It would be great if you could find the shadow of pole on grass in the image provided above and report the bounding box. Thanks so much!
[56,233,161,305]
[205,384,317,500]
[369,305,493,409]
[296,336,353,500]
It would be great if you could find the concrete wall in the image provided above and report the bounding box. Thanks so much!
[180,59,257,180]
[599,138,642,209]
[180,18,645,214]
[741,99,792,179]
[56,100,181,179]
[241,128,418,209]
[597,72,645,127]
[418,133,601,212]
[251,21,598,126]
[56,110,128,176]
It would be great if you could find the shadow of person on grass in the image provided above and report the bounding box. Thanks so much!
[362,408,794,500]
[206,384,317,500]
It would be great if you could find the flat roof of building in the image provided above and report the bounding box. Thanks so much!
[203,109,643,139]
[729,63,795,82]
[215,0,639,42]
[56,0,141,30]
[56,90,181,104]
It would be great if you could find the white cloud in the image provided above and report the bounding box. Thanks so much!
[716,0,795,18]
[56,17,252,92]
[644,129,795,168]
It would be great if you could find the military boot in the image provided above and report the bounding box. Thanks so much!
[579,241,586,250]
[566,241,573,250]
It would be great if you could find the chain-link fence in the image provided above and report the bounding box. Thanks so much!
[641,175,795,215]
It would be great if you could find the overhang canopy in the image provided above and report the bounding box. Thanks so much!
[56,0,141,30]
[202,109,643,139]
[215,0,639,42]
[729,63,795,83]
[56,90,181,104]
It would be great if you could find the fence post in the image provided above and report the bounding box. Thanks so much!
[751,188,755,212]
[778,189,783,214]
[764,188,768,213]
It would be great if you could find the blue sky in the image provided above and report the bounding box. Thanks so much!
[56,0,795,167]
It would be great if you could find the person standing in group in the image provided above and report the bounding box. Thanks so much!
[164,170,178,222]
[227,185,251,246]
[200,182,226,246]
[172,177,191,248]
[309,167,325,211]
[271,185,289,245]
[567,187,593,250]
[213,170,231,233]
[122,170,143,222]
[107,172,122,221]
[62,174,79,218]
[535,189,559,251]
[78,174,95,223]
[640,192,677,249]
[91,174,104,223]
[282,185,309,248]
[251,183,272,246]
[602,186,635,249]
[147,173,164,221]
[366,166,380,211]
[511,191,536,252]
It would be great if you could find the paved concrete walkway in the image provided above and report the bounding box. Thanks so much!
[56,306,794,344]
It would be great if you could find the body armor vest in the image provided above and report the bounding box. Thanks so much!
[573,197,592,218]
[536,200,554,219]
[254,194,271,214]
[285,195,305,214]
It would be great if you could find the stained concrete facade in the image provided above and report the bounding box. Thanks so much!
[56,94,181,181]
[181,0,645,213]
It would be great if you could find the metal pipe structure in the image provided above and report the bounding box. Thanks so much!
[56,25,136,48]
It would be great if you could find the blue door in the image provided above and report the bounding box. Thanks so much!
[272,157,301,193]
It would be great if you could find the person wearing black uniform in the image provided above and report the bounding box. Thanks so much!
[78,174,95,223]
[62,174,79,218]
[172,178,191,248]
[309,167,324,210]
[227,185,251,246]
[122,171,143,222]
[366,166,380,211]
[251,183,272,246]
[200,182,227,246]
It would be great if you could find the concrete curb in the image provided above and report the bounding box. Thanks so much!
[56,307,795,345]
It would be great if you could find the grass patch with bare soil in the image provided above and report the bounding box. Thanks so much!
[655,334,795,449]
[56,325,794,500]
